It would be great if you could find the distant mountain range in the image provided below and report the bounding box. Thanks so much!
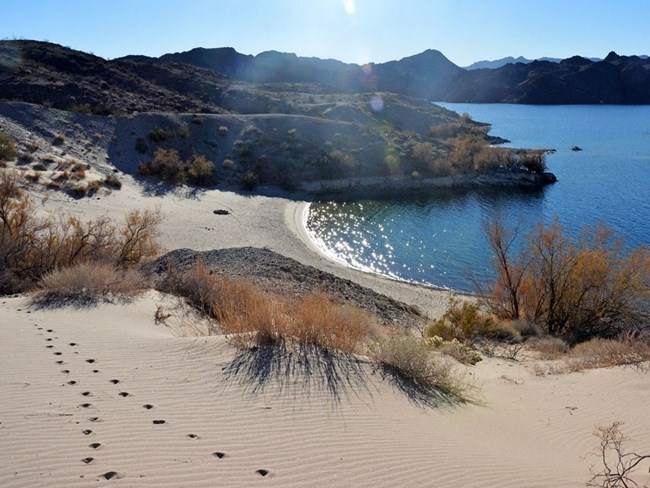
[2,40,650,106]
[465,54,649,70]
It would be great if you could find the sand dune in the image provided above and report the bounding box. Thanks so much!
[2,286,649,487]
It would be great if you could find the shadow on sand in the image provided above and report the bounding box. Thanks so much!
[222,339,467,410]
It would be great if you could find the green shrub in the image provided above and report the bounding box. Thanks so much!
[240,170,259,190]
[148,127,174,143]
[425,301,495,342]
[139,149,214,186]
[0,132,17,162]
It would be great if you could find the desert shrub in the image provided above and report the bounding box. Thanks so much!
[0,132,17,162]
[52,133,65,145]
[568,336,650,370]
[425,300,495,342]
[148,127,174,143]
[0,174,161,291]
[186,154,215,185]
[222,158,234,169]
[368,335,469,398]
[325,150,359,178]
[239,170,259,190]
[32,162,47,171]
[425,336,482,365]
[103,174,122,189]
[86,180,101,195]
[160,262,375,353]
[218,125,229,136]
[587,421,650,488]
[19,152,35,164]
[481,218,650,344]
[25,172,41,183]
[528,336,570,358]
[191,117,204,126]
[517,151,547,174]
[69,184,87,198]
[139,149,214,186]
[411,142,451,176]
[33,262,149,306]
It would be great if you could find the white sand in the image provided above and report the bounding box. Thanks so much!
[1,179,650,487]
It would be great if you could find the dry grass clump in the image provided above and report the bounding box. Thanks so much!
[0,173,161,293]
[103,174,122,189]
[368,335,471,399]
[33,262,149,306]
[567,337,650,371]
[52,133,66,145]
[160,261,374,353]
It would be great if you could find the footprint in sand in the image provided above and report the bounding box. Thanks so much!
[118,392,130,397]
[187,434,200,439]
[88,417,101,423]
[99,471,124,481]
[109,379,120,384]
[55,360,65,365]
[67,381,77,386]
[46,345,53,349]
[82,429,93,435]
[69,343,77,346]
[92,370,100,373]
[47,329,54,333]
[61,369,70,374]
[53,352,62,356]
[152,420,166,425]
[86,359,96,364]
[79,403,93,409]
[46,338,52,342]
[81,457,94,464]
[81,391,93,397]
[256,469,270,477]
[212,452,226,459]
[89,442,101,449]
[142,404,154,410]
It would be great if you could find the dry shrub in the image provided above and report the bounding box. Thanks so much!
[425,300,495,342]
[33,262,148,306]
[103,174,122,189]
[139,148,214,186]
[160,262,374,353]
[587,421,650,488]
[567,337,650,371]
[481,218,650,344]
[0,173,161,291]
[369,335,470,399]
[0,132,17,162]
[53,133,65,145]
[528,336,570,359]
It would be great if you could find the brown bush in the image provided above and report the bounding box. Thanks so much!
[159,261,374,353]
[480,218,650,344]
[139,148,214,186]
[0,174,161,292]
[33,262,149,306]
[425,300,495,342]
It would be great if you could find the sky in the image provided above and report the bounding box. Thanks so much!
[1,0,649,67]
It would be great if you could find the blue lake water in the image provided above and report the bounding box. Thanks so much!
[306,104,650,292]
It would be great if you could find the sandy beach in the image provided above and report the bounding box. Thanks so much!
[1,177,649,487]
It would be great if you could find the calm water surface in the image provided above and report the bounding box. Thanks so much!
[306,104,650,292]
